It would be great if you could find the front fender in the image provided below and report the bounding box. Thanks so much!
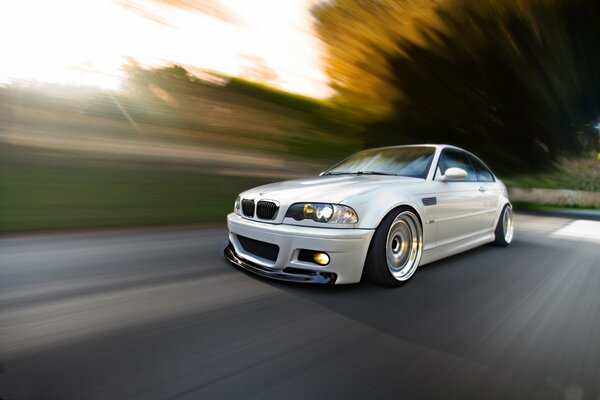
[345,191,426,230]
[343,188,438,252]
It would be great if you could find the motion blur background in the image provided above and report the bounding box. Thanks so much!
[2,3,600,399]
[0,0,598,232]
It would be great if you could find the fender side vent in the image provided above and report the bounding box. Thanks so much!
[422,197,437,206]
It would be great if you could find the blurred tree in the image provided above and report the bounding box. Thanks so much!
[313,0,600,172]
[577,123,600,155]
[313,0,441,120]
[124,61,197,95]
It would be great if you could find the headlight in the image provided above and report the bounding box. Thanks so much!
[285,203,358,224]
[234,196,241,214]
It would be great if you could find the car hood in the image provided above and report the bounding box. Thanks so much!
[241,174,423,205]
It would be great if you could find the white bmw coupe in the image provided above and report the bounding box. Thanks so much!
[225,144,513,287]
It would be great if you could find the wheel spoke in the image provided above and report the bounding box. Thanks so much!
[503,206,514,243]
[385,211,422,281]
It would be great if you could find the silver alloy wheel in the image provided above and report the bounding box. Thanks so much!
[385,211,422,281]
[503,206,514,243]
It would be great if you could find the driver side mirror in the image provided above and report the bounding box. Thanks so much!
[441,167,468,181]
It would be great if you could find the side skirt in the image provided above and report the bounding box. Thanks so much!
[419,233,495,267]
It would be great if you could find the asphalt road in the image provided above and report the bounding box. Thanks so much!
[1,214,600,400]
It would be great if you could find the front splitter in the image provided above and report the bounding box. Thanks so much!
[224,243,337,285]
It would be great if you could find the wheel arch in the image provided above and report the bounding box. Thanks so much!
[362,203,424,264]
[492,200,512,230]
[384,204,422,227]
[361,203,424,285]
[366,201,425,231]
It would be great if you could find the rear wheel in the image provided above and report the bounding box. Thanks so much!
[364,208,423,287]
[494,204,514,246]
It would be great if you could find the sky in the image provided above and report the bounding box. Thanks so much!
[0,0,332,97]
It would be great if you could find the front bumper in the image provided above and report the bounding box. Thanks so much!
[225,213,375,284]
[225,244,337,284]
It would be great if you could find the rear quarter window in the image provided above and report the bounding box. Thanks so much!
[469,156,495,182]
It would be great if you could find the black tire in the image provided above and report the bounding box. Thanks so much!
[364,207,423,287]
[494,204,514,246]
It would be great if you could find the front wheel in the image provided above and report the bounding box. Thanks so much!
[494,204,514,246]
[364,208,423,287]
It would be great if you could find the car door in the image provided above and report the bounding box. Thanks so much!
[469,154,500,232]
[432,149,485,247]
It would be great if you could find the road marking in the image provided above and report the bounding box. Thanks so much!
[551,220,600,243]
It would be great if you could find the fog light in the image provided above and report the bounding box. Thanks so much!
[313,252,330,266]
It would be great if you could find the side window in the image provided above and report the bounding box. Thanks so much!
[437,150,477,182]
[469,156,495,182]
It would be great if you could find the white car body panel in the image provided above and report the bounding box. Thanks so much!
[225,144,511,284]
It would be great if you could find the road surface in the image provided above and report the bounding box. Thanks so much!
[1,214,600,399]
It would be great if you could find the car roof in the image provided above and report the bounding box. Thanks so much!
[362,144,488,164]
[364,144,466,152]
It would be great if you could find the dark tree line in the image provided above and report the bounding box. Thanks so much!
[314,0,600,173]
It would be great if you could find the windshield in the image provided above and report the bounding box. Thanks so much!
[325,146,435,179]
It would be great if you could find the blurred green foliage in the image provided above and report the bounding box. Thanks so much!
[0,65,363,231]
[0,150,272,232]
[313,0,600,173]
[225,78,326,114]
[123,64,364,160]
[126,63,327,113]
[502,158,600,192]
[4,0,600,233]
[2,65,363,162]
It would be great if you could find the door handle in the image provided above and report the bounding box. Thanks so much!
[478,186,487,192]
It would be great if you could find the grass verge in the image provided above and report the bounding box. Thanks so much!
[0,156,273,232]
[502,158,600,192]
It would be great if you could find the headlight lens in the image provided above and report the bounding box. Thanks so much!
[234,196,241,214]
[285,203,358,224]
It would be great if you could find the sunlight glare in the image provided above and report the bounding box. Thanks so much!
[0,0,331,97]
[0,0,137,89]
